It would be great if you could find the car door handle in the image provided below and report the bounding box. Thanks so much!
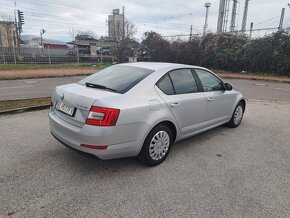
[207,97,214,101]
[170,102,181,107]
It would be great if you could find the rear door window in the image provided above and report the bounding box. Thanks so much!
[169,69,198,94]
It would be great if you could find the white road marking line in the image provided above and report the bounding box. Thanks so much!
[254,83,269,86]
[273,88,290,91]
[0,85,34,90]
[23,80,38,84]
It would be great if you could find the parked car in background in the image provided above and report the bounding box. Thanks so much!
[97,47,113,55]
[49,62,246,166]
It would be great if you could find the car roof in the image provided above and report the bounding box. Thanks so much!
[120,62,203,71]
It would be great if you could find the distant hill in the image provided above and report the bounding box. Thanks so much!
[21,35,67,45]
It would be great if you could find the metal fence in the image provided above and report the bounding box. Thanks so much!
[0,46,114,64]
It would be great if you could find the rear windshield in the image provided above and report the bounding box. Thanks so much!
[78,65,154,94]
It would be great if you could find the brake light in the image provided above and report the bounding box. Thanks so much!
[80,144,108,150]
[85,106,120,126]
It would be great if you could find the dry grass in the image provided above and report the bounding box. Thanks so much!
[0,63,111,71]
[0,97,50,112]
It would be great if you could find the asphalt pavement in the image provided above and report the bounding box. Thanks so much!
[0,76,290,101]
[0,100,289,217]
[0,76,86,101]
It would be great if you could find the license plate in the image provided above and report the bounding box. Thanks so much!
[56,101,75,116]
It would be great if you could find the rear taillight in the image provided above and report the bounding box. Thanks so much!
[85,106,120,126]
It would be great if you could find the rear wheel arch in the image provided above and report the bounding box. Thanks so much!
[138,121,176,166]
[141,120,177,150]
[156,121,177,142]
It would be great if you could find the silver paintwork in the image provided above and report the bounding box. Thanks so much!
[49,62,245,160]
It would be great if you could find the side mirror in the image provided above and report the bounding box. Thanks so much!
[224,83,233,91]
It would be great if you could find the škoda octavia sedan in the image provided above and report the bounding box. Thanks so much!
[49,62,245,166]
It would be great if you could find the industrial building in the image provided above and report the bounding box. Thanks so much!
[0,21,18,47]
[108,8,125,41]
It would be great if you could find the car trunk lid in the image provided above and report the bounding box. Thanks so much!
[53,83,119,127]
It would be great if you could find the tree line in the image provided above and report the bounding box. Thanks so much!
[139,31,290,76]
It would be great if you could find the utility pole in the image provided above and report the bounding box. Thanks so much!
[75,45,79,65]
[0,32,6,64]
[14,9,24,47]
[122,6,125,39]
[217,0,226,33]
[249,22,253,39]
[40,29,46,52]
[14,9,19,46]
[222,0,230,32]
[203,2,211,36]
[278,8,285,31]
[241,0,250,33]
[189,25,193,40]
[230,0,238,32]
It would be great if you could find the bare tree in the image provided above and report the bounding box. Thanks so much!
[68,27,77,40]
[124,19,137,39]
[115,19,137,62]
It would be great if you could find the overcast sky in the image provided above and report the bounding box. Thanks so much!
[0,0,289,41]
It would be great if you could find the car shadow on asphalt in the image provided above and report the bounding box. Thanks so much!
[52,124,237,174]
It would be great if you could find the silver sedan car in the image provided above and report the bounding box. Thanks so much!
[49,62,245,166]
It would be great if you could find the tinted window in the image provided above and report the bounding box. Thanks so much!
[195,69,224,92]
[78,65,154,94]
[157,74,174,95]
[169,69,198,94]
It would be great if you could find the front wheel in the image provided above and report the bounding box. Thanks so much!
[138,125,173,166]
[226,102,244,128]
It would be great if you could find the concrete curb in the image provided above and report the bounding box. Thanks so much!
[0,104,50,115]
[218,74,290,84]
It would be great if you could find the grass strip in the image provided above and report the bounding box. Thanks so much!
[0,97,50,112]
[0,73,93,80]
[0,63,112,71]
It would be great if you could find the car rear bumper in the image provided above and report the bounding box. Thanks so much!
[49,110,146,160]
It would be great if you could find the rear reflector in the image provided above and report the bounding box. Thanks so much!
[85,106,120,126]
[80,144,108,150]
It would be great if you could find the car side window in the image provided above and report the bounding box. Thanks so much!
[195,69,224,92]
[169,69,198,94]
[156,74,175,95]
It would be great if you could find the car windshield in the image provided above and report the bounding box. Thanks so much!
[78,65,154,94]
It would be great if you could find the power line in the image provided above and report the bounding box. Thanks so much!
[255,16,281,26]
[162,34,200,38]
[131,8,204,23]
[1,2,207,38]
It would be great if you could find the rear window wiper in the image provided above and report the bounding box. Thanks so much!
[85,82,118,93]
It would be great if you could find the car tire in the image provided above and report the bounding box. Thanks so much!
[226,102,244,128]
[138,125,173,166]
